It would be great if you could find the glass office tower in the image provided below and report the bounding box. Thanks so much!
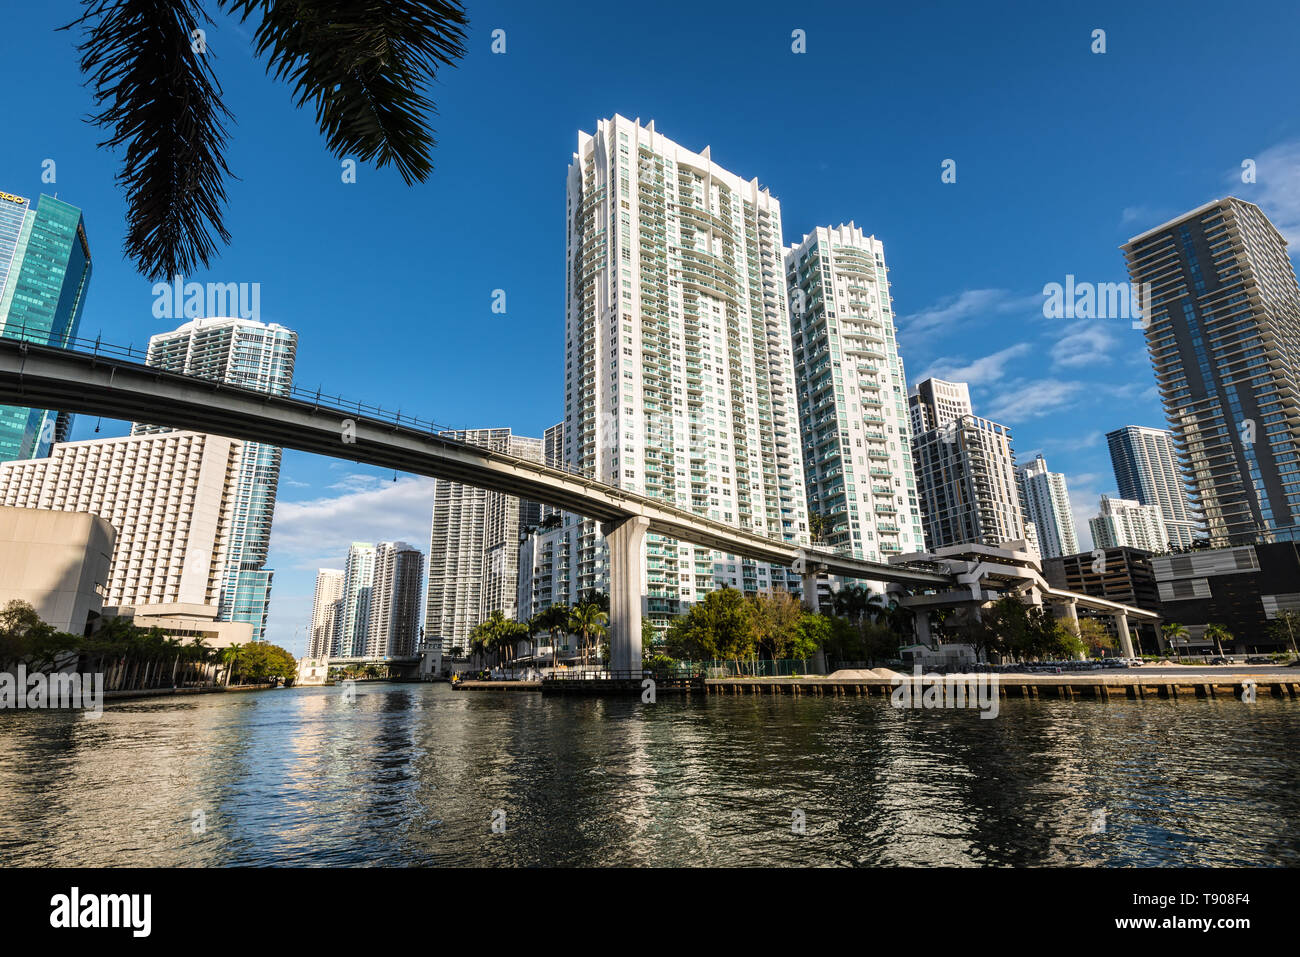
[0,191,93,462]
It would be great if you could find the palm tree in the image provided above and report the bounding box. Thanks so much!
[61,0,469,279]
[1162,622,1189,657]
[1204,623,1232,658]
[537,603,570,672]
[808,511,830,546]
[568,602,608,668]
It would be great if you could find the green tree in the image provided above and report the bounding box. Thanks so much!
[1267,611,1299,656]
[748,591,803,661]
[567,602,608,667]
[535,603,571,670]
[1204,623,1232,657]
[1076,618,1117,657]
[664,588,752,667]
[62,0,469,279]
[1162,622,1189,656]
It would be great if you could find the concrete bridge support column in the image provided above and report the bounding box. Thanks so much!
[1113,609,1134,659]
[602,515,649,674]
[800,571,820,612]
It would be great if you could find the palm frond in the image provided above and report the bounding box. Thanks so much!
[225,0,468,184]
[63,0,234,280]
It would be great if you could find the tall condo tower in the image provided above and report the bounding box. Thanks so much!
[565,115,808,626]
[366,542,425,658]
[308,568,344,658]
[1122,198,1300,545]
[335,543,376,658]
[1016,454,1079,559]
[423,428,542,654]
[0,190,92,462]
[133,317,297,642]
[1105,425,1197,549]
[786,224,923,560]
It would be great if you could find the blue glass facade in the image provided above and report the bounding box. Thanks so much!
[0,192,92,462]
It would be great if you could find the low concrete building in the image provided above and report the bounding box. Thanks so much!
[296,657,329,686]
[0,505,115,634]
[102,603,254,648]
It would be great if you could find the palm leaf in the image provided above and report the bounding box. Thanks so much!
[63,0,234,280]
[226,0,468,184]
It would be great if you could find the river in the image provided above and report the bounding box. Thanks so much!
[1,682,1296,866]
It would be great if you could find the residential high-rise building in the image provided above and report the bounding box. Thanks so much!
[1016,454,1079,559]
[786,224,923,561]
[1106,425,1197,549]
[1122,197,1300,545]
[564,115,809,625]
[366,542,424,658]
[336,543,376,658]
[424,428,542,653]
[0,191,93,462]
[307,568,344,659]
[908,377,972,435]
[0,431,244,608]
[909,379,1026,549]
[132,317,297,642]
[1089,494,1169,552]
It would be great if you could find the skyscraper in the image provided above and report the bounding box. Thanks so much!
[1089,494,1169,552]
[1017,454,1079,559]
[910,378,1026,549]
[564,115,808,625]
[0,431,245,609]
[133,317,297,642]
[0,191,93,462]
[424,428,542,653]
[336,543,376,658]
[1106,425,1197,549]
[366,542,424,658]
[786,224,923,560]
[1122,197,1300,545]
[308,568,344,659]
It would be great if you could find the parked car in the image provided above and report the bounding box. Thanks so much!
[1246,656,1271,665]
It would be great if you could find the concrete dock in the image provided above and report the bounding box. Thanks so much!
[453,671,1300,700]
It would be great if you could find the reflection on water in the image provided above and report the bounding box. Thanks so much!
[1,683,1297,866]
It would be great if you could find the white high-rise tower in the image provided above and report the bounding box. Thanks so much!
[564,115,809,628]
[1016,454,1079,559]
[786,224,923,561]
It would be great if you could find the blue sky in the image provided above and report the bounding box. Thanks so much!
[3,0,1299,654]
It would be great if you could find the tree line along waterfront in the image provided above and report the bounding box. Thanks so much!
[445,585,1245,677]
[0,600,299,694]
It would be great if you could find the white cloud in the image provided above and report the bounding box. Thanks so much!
[918,343,1033,386]
[1050,322,1118,369]
[983,379,1087,423]
[1235,140,1300,248]
[897,288,1041,343]
[270,475,435,571]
